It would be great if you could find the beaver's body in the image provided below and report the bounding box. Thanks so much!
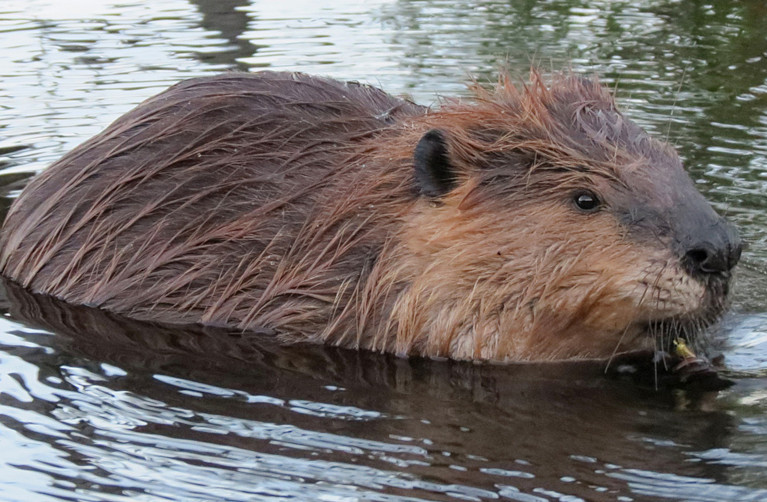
[0,71,741,361]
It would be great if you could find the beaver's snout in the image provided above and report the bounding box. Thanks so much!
[680,216,742,278]
[648,172,744,280]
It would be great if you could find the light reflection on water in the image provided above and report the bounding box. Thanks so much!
[1,0,767,501]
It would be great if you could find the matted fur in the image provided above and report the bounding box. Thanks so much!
[0,71,738,361]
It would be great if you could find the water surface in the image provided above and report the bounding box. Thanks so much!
[1,1,767,501]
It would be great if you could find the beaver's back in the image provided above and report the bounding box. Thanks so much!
[0,72,424,328]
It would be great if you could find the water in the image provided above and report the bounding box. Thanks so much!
[1,0,767,500]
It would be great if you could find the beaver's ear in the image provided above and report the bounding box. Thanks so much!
[414,129,457,197]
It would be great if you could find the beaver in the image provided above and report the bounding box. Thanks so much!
[0,70,742,362]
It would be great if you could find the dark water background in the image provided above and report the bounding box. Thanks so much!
[1,1,767,501]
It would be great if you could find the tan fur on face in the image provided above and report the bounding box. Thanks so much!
[382,180,707,361]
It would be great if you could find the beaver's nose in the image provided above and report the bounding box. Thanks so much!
[682,221,742,276]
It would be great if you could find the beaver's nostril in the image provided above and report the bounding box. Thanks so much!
[684,243,737,275]
[680,216,742,276]
[685,248,710,270]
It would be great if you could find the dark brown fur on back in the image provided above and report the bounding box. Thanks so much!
[0,73,422,337]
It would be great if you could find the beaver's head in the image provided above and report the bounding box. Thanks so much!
[398,72,741,361]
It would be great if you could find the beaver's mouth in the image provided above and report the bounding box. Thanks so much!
[636,271,731,341]
[638,311,721,353]
[617,304,734,391]
[699,270,732,301]
[642,317,694,340]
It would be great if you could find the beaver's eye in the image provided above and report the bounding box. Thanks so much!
[573,191,601,212]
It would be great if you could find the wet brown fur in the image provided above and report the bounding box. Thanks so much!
[0,71,728,361]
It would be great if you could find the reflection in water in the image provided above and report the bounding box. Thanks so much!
[191,0,256,68]
[0,0,766,500]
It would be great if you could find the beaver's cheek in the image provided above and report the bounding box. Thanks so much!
[595,249,709,322]
[540,242,703,337]
[641,274,708,321]
[579,295,642,333]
